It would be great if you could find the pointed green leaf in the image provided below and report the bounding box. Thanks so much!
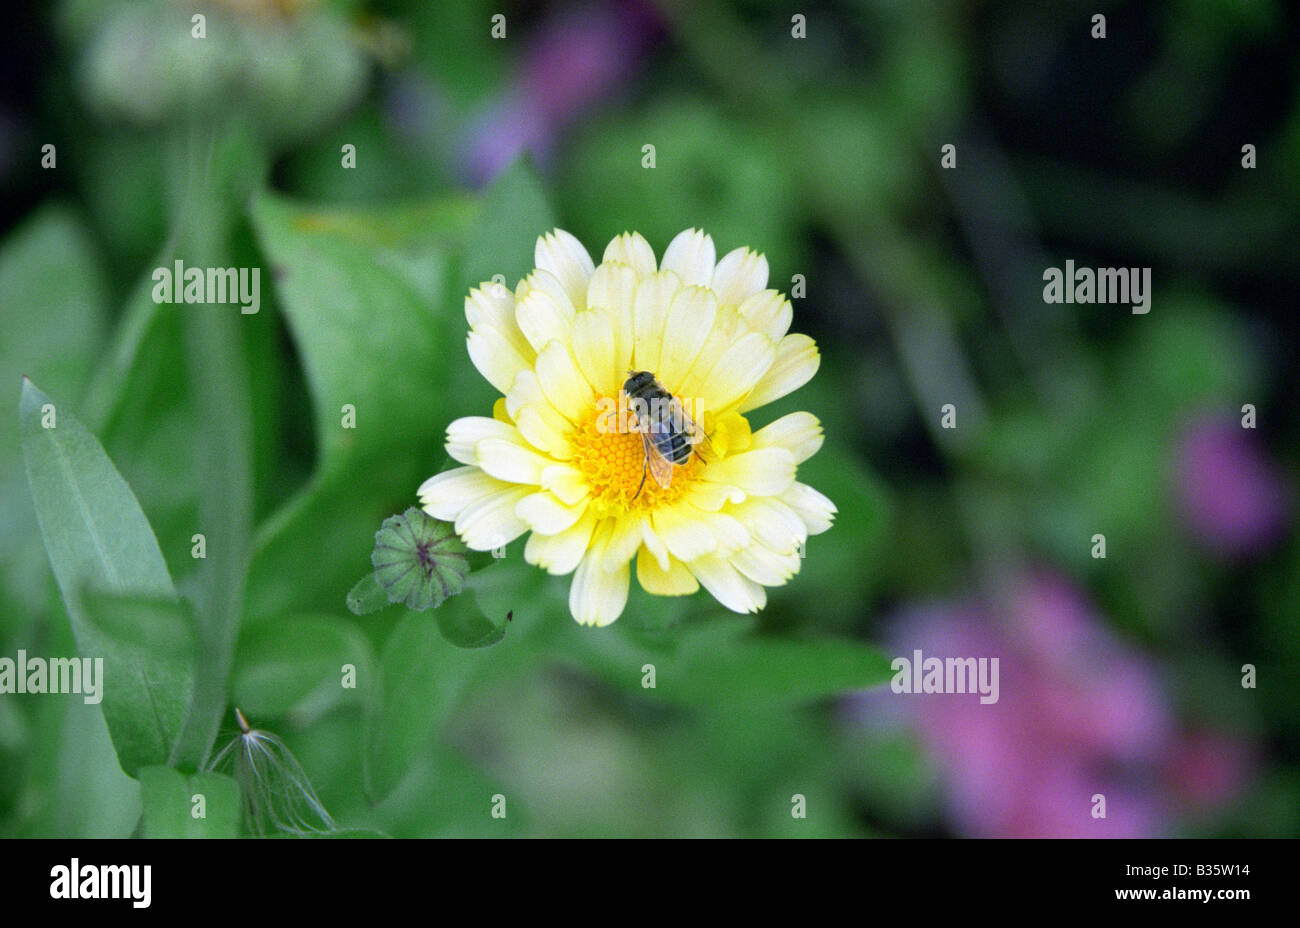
[19,378,195,775]
[434,606,508,649]
[346,572,390,616]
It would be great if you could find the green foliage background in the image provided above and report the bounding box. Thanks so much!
[1,0,1296,837]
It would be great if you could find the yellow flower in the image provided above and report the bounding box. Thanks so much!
[419,228,835,626]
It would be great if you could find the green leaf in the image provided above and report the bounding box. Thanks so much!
[346,572,390,616]
[80,275,204,592]
[245,165,559,627]
[435,605,508,649]
[138,766,240,838]
[244,165,558,633]
[80,590,197,664]
[232,615,378,726]
[559,616,894,707]
[167,288,255,771]
[365,607,490,800]
[459,157,557,293]
[19,378,195,776]
[773,440,890,624]
[0,207,109,401]
[245,195,473,624]
[78,592,196,775]
[249,191,467,467]
[0,205,109,625]
[13,691,143,838]
[671,626,896,704]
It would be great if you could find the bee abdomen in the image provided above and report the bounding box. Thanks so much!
[652,430,693,465]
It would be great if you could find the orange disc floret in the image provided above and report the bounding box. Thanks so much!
[569,400,702,513]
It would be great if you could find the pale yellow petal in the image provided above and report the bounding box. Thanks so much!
[515,266,575,313]
[740,333,819,412]
[657,286,718,392]
[782,481,837,535]
[638,515,670,570]
[730,497,808,554]
[570,308,619,399]
[730,542,800,586]
[651,503,719,562]
[683,478,744,512]
[700,447,796,497]
[597,516,643,571]
[524,509,598,575]
[674,304,746,399]
[710,409,753,457]
[586,262,638,374]
[711,247,769,306]
[737,290,793,342]
[445,416,516,465]
[631,270,682,373]
[688,554,766,614]
[700,511,750,555]
[474,437,552,485]
[535,340,596,424]
[454,485,531,550]
[418,466,510,521]
[540,463,588,506]
[515,282,575,354]
[661,228,716,288]
[515,405,574,461]
[466,283,533,361]
[466,328,528,396]
[694,331,775,413]
[535,229,595,310]
[569,544,630,626]
[515,490,586,534]
[504,369,573,458]
[636,548,699,596]
[750,411,824,463]
[602,231,657,277]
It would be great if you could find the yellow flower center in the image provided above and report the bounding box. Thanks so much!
[570,400,703,513]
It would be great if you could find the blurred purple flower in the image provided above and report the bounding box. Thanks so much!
[462,0,664,185]
[1174,413,1290,559]
[854,569,1252,838]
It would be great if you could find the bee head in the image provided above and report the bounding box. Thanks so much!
[623,370,656,395]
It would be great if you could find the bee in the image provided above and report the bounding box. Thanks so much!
[623,370,711,500]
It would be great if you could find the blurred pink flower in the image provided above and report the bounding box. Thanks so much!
[463,0,664,185]
[857,569,1252,837]
[1174,413,1290,559]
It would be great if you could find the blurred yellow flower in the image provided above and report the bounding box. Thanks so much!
[419,228,834,626]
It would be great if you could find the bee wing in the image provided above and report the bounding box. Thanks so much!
[641,431,675,489]
[674,401,715,458]
[689,424,715,457]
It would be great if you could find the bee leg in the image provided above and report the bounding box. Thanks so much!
[632,457,648,502]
